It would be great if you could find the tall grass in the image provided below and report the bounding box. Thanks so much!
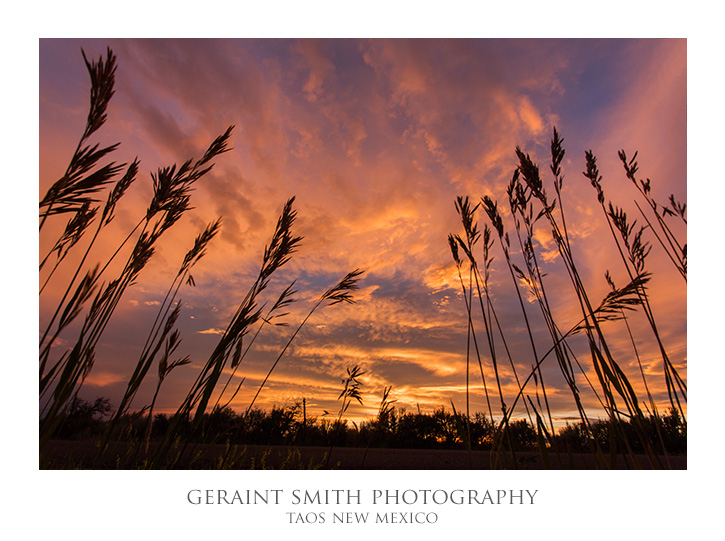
[41,48,684,470]
[585,150,687,423]
[39,48,364,467]
[40,109,233,449]
[449,127,686,468]
[618,150,687,281]
[96,219,221,458]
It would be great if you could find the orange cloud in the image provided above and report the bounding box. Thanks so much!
[39,39,686,425]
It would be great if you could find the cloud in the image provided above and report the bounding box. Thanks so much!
[198,328,225,335]
[39,39,686,424]
[83,372,127,388]
[296,39,335,103]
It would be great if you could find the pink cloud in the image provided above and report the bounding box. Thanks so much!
[39,39,686,425]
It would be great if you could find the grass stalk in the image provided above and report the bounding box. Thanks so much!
[245,269,365,417]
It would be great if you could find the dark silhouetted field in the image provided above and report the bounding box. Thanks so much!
[41,440,685,470]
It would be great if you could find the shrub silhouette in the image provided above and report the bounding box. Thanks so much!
[55,396,111,440]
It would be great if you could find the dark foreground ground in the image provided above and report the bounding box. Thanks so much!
[41,440,686,470]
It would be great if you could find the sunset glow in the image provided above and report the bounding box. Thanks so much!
[39,38,686,428]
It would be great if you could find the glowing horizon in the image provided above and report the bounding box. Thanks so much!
[39,38,686,428]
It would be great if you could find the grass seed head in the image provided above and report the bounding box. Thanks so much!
[322,269,365,306]
[584,150,605,204]
[550,127,566,182]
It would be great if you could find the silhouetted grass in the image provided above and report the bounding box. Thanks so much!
[40,47,365,468]
[40,48,684,470]
[448,127,686,469]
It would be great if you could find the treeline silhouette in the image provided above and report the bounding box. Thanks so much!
[54,396,685,456]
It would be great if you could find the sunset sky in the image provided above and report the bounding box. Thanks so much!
[39,38,686,426]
